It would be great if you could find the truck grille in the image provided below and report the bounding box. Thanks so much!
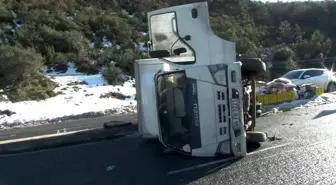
[214,88,229,139]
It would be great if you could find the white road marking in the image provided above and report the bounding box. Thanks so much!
[167,156,238,175]
[247,142,292,156]
[0,129,134,158]
[0,129,90,145]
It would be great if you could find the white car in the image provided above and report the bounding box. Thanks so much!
[281,68,336,92]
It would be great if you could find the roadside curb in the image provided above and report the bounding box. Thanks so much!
[0,122,138,155]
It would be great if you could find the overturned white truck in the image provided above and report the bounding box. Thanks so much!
[134,2,267,157]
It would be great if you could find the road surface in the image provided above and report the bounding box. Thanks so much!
[0,114,137,141]
[0,104,336,185]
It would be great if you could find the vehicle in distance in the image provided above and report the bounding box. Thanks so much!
[281,68,336,92]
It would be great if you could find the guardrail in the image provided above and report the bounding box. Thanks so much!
[256,87,324,105]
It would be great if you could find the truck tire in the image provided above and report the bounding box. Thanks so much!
[246,131,267,143]
[240,58,267,76]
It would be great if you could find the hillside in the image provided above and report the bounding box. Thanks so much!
[1,0,336,102]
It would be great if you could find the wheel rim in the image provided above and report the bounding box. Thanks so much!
[329,84,336,92]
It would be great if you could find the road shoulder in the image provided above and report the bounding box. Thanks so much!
[0,115,138,155]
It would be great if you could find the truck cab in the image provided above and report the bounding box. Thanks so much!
[134,2,264,157]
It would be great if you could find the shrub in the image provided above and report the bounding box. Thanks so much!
[75,59,100,74]
[53,62,69,73]
[270,46,298,79]
[99,92,130,100]
[102,63,125,85]
[114,48,142,76]
[0,45,57,102]
[0,95,7,102]
[6,76,57,102]
[0,45,45,88]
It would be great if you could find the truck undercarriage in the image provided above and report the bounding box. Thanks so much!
[240,58,267,132]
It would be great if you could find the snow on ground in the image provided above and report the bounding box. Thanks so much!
[264,92,336,113]
[0,63,137,129]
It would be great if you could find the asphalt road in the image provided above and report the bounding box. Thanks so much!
[0,114,137,141]
[0,104,336,185]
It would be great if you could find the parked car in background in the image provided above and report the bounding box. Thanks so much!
[281,68,336,92]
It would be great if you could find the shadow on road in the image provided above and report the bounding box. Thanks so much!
[312,109,336,119]
[106,139,235,185]
[107,139,261,185]
[0,137,260,185]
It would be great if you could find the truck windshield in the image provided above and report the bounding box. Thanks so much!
[150,12,195,63]
[156,71,190,152]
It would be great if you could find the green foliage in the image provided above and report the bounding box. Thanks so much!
[75,59,100,74]
[0,45,57,102]
[0,45,44,88]
[102,63,125,85]
[112,48,143,76]
[271,46,298,78]
[100,92,131,100]
[6,76,57,102]
[53,63,69,73]
[0,0,336,95]
[291,30,332,60]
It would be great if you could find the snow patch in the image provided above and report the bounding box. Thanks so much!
[0,63,137,129]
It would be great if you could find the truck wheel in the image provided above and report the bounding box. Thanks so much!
[327,82,336,92]
[246,131,267,143]
[240,58,267,76]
